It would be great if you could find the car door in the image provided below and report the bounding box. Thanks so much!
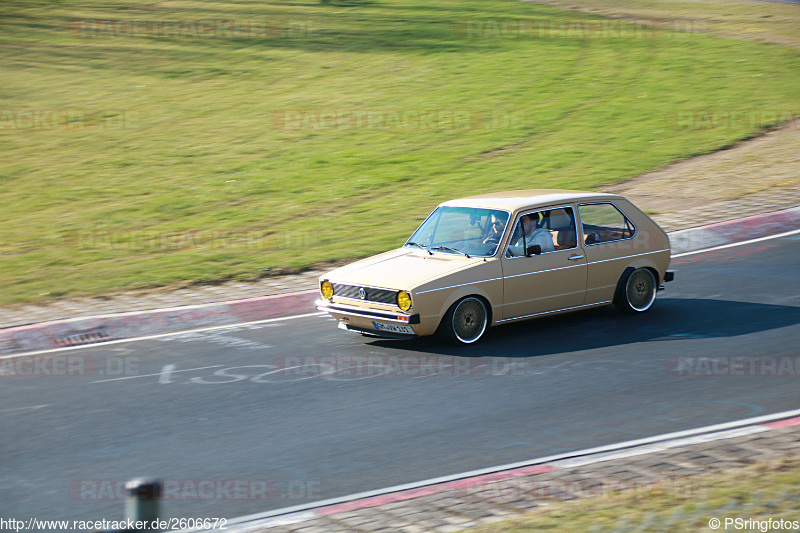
[500,205,588,321]
[578,201,639,305]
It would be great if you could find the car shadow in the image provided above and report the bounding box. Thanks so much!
[365,298,800,358]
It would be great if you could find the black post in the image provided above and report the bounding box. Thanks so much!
[124,478,162,531]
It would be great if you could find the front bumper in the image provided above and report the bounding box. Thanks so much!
[316,300,420,324]
[316,299,421,338]
[337,322,417,339]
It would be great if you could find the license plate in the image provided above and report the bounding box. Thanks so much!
[372,321,415,335]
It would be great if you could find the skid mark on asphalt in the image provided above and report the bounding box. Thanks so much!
[158,321,288,351]
[486,358,658,378]
[0,404,50,421]
[91,364,224,384]
[156,331,273,351]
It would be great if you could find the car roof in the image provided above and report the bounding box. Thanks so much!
[440,189,623,211]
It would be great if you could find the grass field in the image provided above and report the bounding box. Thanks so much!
[1,0,799,304]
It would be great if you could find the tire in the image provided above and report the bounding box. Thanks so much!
[614,268,657,313]
[440,296,489,345]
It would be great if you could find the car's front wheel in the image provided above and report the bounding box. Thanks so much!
[440,296,489,344]
[614,267,657,313]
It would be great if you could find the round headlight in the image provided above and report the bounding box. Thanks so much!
[397,290,412,311]
[321,280,334,300]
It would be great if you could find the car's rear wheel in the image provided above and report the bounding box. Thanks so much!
[440,296,489,344]
[614,267,657,313]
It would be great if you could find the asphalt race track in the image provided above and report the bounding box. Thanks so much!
[2,234,799,529]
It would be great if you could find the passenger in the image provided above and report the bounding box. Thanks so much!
[514,213,554,254]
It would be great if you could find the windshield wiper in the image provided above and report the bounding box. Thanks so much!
[406,241,433,255]
[431,246,471,258]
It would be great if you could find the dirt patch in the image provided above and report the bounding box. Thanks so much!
[525,0,800,48]
[602,124,800,214]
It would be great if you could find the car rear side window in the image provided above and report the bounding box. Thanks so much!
[579,203,635,245]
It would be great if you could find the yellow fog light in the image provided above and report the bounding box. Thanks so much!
[321,280,334,300]
[397,290,412,311]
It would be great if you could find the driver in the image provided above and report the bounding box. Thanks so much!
[482,213,508,244]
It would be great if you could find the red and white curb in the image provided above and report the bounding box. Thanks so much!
[0,290,318,356]
[213,410,800,532]
[2,206,799,356]
[668,206,800,255]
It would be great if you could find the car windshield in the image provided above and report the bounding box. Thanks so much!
[405,206,510,257]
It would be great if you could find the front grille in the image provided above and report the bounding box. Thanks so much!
[332,283,397,305]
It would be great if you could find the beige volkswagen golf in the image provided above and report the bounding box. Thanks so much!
[317,190,674,344]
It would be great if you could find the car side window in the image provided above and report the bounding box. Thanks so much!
[579,203,635,245]
[504,206,577,257]
[545,207,578,251]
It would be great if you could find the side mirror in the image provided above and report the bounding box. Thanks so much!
[526,244,542,256]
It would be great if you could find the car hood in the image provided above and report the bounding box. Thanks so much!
[324,248,482,291]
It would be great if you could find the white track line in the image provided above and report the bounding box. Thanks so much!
[0,312,326,360]
[90,364,225,384]
[671,228,800,258]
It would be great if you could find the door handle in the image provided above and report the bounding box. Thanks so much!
[568,254,585,261]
